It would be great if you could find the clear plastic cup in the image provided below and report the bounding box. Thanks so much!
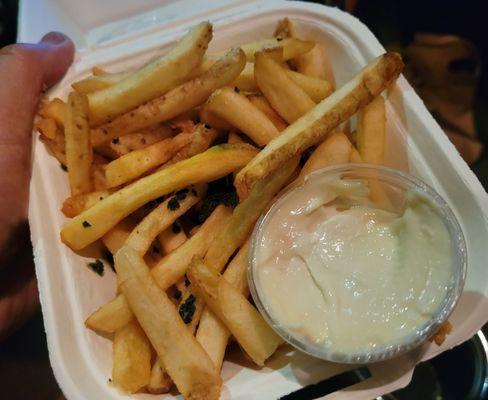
[249,164,467,364]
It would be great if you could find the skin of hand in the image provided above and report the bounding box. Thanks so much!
[0,32,74,340]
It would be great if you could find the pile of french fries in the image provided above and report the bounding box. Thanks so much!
[36,18,405,399]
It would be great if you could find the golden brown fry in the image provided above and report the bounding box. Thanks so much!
[62,189,112,218]
[65,91,93,195]
[125,185,205,255]
[39,97,66,127]
[286,70,333,102]
[255,49,316,124]
[204,87,279,146]
[91,48,245,146]
[357,95,386,164]
[297,130,352,181]
[85,294,134,333]
[188,258,282,367]
[112,320,151,393]
[105,132,192,188]
[116,246,222,399]
[102,218,136,254]
[235,52,404,199]
[294,43,329,80]
[36,117,57,139]
[431,321,452,346]
[72,71,131,94]
[158,225,187,255]
[274,18,296,39]
[40,127,66,165]
[61,144,257,250]
[205,156,298,272]
[196,241,250,369]
[92,66,108,75]
[199,103,233,131]
[84,205,232,334]
[88,22,213,125]
[349,146,363,163]
[147,358,173,394]
[227,131,245,144]
[232,62,256,91]
[247,94,288,131]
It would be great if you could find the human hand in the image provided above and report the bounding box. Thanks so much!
[0,32,74,340]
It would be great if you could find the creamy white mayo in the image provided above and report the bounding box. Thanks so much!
[254,176,453,354]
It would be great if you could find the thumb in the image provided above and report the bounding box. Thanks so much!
[0,32,74,249]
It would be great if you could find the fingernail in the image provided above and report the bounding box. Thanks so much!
[40,32,68,45]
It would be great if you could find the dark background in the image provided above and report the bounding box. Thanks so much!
[1,0,487,399]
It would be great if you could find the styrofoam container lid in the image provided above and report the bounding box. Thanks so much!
[21,0,488,399]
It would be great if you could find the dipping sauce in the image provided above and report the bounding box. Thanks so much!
[253,174,453,355]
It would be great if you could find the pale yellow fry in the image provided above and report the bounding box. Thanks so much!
[85,205,232,334]
[213,37,314,62]
[85,294,134,333]
[39,97,66,127]
[158,225,187,255]
[294,43,330,80]
[199,103,233,131]
[102,218,136,255]
[255,50,316,124]
[88,22,212,125]
[286,70,333,102]
[65,91,93,195]
[235,52,403,199]
[232,62,256,91]
[105,132,192,188]
[125,184,205,255]
[40,127,66,165]
[247,94,288,132]
[188,258,282,367]
[61,189,112,218]
[357,95,386,164]
[298,130,352,181]
[116,246,222,399]
[205,87,279,146]
[36,117,57,139]
[61,144,257,250]
[204,156,298,272]
[72,71,131,94]
[112,320,151,393]
[197,241,250,369]
[91,48,245,146]
[147,358,173,394]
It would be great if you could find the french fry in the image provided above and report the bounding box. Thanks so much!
[88,22,213,125]
[204,156,298,272]
[297,130,352,181]
[255,49,316,124]
[294,43,329,80]
[227,131,245,144]
[105,132,192,188]
[85,294,134,333]
[65,91,93,195]
[61,144,257,250]
[125,184,205,255]
[35,117,57,139]
[62,189,112,218]
[232,63,256,91]
[286,70,333,102]
[188,258,282,367]
[91,48,245,146]
[96,124,173,159]
[158,225,187,255]
[92,66,108,75]
[199,103,233,131]
[85,205,232,333]
[162,123,219,166]
[39,97,66,127]
[357,95,386,164]
[102,218,136,254]
[147,358,173,394]
[204,87,279,146]
[196,241,250,369]
[72,71,131,94]
[40,127,66,166]
[349,146,363,163]
[112,320,152,393]
[431,321,452,346]
[116,246,222,399]
[235,52,403,199]
[247,94,288,131]
[213,37,314,62]
[274,17,296,39]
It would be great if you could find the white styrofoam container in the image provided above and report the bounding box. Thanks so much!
[21,0,488,399]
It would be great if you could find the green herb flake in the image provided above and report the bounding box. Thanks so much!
[167,197,180,211]
[175,188,189,201]
[152,246,160,254]
[276,36,283,42]
[60,164,68,172]
[87,259,104,276]
[112,138,120,145]
[234,86,241,93]
[172,222,182,234]
[102,248,115,272]
[173,289,182,300]
[82,220,91,228]
[179,294,196,324]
